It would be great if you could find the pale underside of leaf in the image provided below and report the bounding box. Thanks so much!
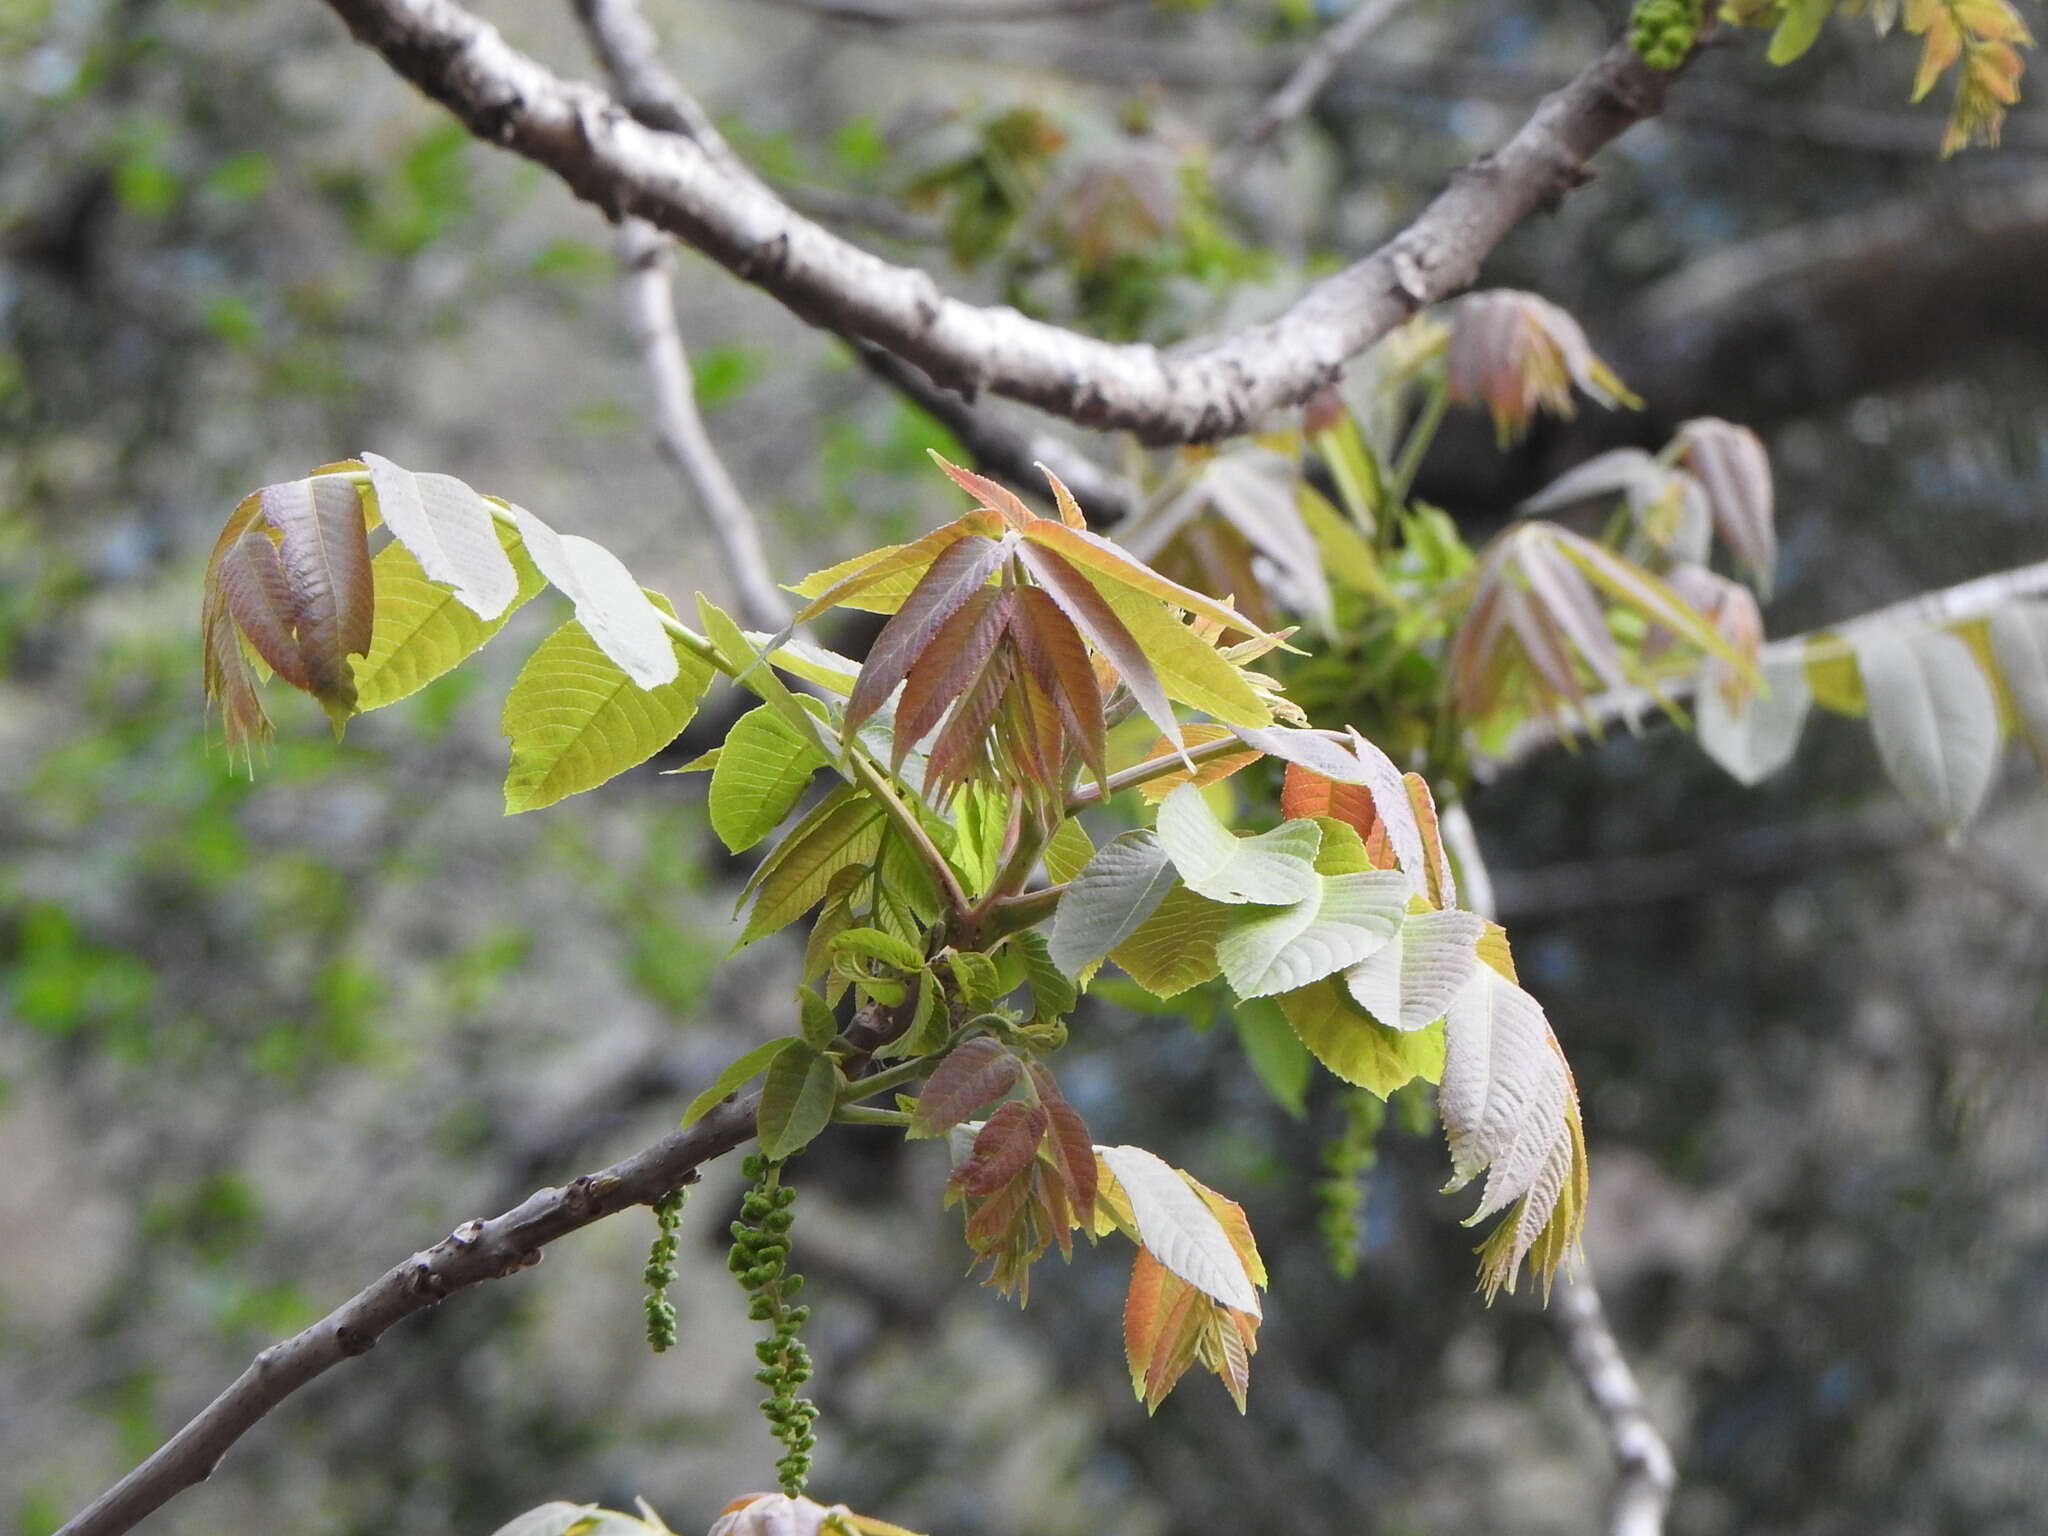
[1854,624,2001,834]
[1096,1144,1262,1314]
[1049,830,1178,975]
[1230,727,1426,897]
[360,452,520,619]
[1439,966,1572,1234]
[1987,601,2048,762]
[508,505,679,689]
[1215,870,1409,998]
[1344,907,1486,1031]
[1154,784,1321,906]
[1696,651,1812,787]
[352,529,543,711]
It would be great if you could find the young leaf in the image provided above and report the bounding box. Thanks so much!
[1855,624,2002,834]
[1233,1000,1312,1118]
[1279,761,1376,842]
[1010,928,1079,1023]
[709,704,829,853]
[1697,652,1812,786]
[507,507,680,689]
[930,451,1039,530]
[218,530,314,691]
[262,476,375,721]
[843,534,1013,737]
[756,1042,841,1160]
[1154,785,1322,906]
[1215,870,1409,998]
[681,1038,795,1128]
[1402,773,1458,910]
[1019,520,1272,639]
[797,986,839,1050]
[743,632,863,697]
[1096,1144,1262,1314]
[739,789,888,947]
[1131,724,1264,804]
[1439,966,1580,1288]
[1027,1063,1097,1223]
[1041,816,1095,884]
[830,927,927,972]
[1008,585,1109,787]
[1110,885,1231,998]
[1277,978,1445,1096]
[1344,907,1486,1031]
[697,596,818,742]
[1234,726,1426,897]
[502,608,718,814]
[359,453,521,619]
[951,1101,1050,1198]
[1085,577,1273,728]
[1677,418,1776,596]
[353,526,545,711]
[1049,830,1179,975]
[888,587,1013,761]
[911,1038,1022,1138]
[785,510,1005,623]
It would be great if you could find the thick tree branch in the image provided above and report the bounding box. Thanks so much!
[1483,555,2048,772]
[318,0,1673,443]
[617,217,790,630]
[54,1094,763,1536]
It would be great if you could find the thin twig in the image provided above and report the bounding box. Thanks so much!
[1217,0,1413,178]
[617,218,790,630]
[750,0,1140,25]
[1437,798,1677,1536]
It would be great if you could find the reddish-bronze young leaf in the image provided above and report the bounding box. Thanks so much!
[217,530,313,691]
[952,1101,1051,1198]
[911,1038,1022,1137]
[1678,417,1775,596]
[925,642,1017,803]
[1002,665,1066,790]
[1008,585,1108,787]
[891,587,1013,759]
[1279,761,1376,840]
[1017,541,1180,751]
[1130,723,1263,803]
[845,534,1011,737]
[261,476,374,721]
[1029,1063,1098,1224]
[930,451,1038,530]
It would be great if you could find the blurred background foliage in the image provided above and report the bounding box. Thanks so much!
[3,0,2046,1534]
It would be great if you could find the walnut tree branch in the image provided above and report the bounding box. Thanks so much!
[1216,0,1414,179]
[53,1093,762,1536]
[318,0,1674,444]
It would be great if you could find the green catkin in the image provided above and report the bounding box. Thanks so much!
[643,1186,688,1353]
[728,1154,818,1496]
[1314,1089,1385,1280]
[1628,0,1703,69]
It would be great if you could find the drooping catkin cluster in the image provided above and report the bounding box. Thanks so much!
[643,1186,689,1353]
[1315,1089,1386,1280]
[1629,0,1703,70]
[728,1154,817,1495]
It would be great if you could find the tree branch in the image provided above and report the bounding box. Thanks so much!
[749,0,1141,25]
[54,1093,763,1536]
[317,0,1674,443]
[1216,0,1414,178]
[617,219,790,630]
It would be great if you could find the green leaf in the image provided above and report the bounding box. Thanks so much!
[709,703,829,853]
[1009,927,1078,1023]
[877,970,947,1060]
[739,787,888,947]
[1855,624,2001,834]
[680,1037,794,1128]
[1216,870,1409,999]
[797,986,839,1049]
[353,525,543,711]
[1050,830,1179,974]
[951,780,1010,899]
[501,602,717,813]
[1042,817,1095,884]
[757,1042,841,1159]
[1234,1000,1311,1118]
[945,950,1004,1008]
[744,631,863,696]
[1110,885,1231,998]
[1155,785,1322,906]
[1767,0,1834,64]
[1277,978,1443,1097]
[507,505,681,689]
[360,453,522,619]
[697,593,819,743]
[1086,576,1274,728]
[830,926,927,971]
